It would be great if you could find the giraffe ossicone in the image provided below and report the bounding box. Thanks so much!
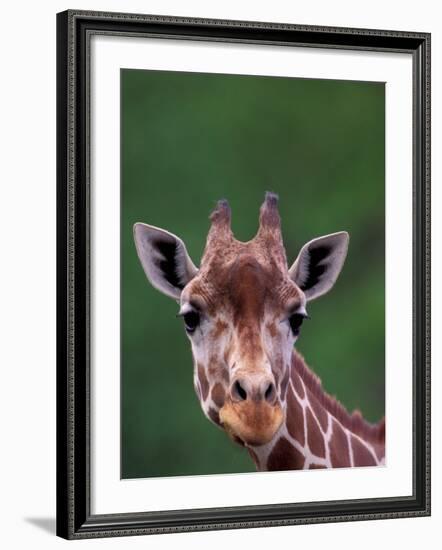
[133,193,385,471]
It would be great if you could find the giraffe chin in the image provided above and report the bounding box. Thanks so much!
[219,400,284,447]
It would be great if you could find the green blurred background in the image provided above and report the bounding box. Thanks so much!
[121,69,385,479]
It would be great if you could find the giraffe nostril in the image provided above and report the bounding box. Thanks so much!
[264,382,276,403]
[232,379,247,402]
[230,376,277,403]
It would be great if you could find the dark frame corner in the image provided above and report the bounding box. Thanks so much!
[56,9,430,540]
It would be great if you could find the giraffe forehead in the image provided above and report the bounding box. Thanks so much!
[228,256,269,318]
[227,260,301,320]
[185,253,302,319]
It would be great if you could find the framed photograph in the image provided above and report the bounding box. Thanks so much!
[56,10,431,539]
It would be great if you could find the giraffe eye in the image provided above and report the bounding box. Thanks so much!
[183,310,200,333]
[289,313,307,336]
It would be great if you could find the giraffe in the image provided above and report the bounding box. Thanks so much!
[133,193,385,471]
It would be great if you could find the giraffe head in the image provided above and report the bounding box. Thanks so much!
[134,193,349,448]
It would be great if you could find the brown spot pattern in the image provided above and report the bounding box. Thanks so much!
[351,435,377,467]
[197,364,209,400]
[267,437,305,471]
[292,371,305,399]
[373,442,385,462]
[286,384,305,447]
[306,408,326,458]
[223,342,233,367]
[211,383,226,408]
[208,407,220,425]
[212,319,228,338]
[330,419,351,468]
[308,391,328,433]
[220,369,229,383]
[266,321,278,338]
[208,357,228,382]
[292,351,385,448]
[280,367,290,399]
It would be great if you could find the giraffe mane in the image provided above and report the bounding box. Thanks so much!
[292,351,385,444]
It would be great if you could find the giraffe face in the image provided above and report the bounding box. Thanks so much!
[179,253,306,446]
[134,193,349,448]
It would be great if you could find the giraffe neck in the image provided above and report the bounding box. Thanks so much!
[247,351,385,471]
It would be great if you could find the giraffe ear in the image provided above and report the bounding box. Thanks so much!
[288,232,349,301]
[133,223,198,300]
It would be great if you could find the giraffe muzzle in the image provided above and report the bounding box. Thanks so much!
[219,399,284,447]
